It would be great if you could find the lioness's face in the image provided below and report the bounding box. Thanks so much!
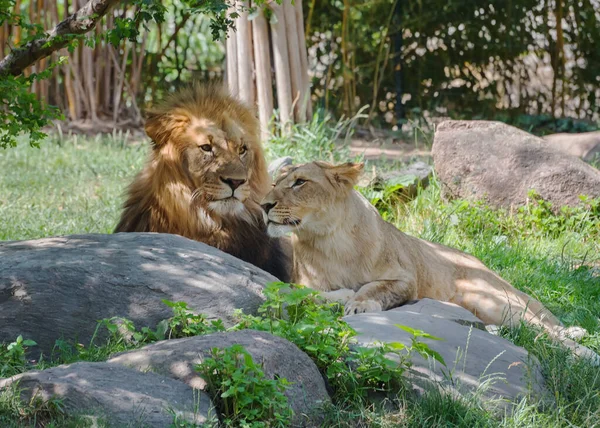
[261,162,364,237]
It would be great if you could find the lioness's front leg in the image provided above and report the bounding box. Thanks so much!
[345,277,417,315]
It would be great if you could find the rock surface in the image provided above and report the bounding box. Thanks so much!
[344,300,547,407]
[397,299,486,330]
[543,131,600,162]
[357,161,433,199]
[108,330,329,426]
[268,156,294,178]
[432,120,600,210]
[0,362,215,426]
[0,233,275,356]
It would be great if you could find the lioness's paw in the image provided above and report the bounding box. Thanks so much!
[322,289,356,305]
[562,326,588,340]
[344,299,383,315]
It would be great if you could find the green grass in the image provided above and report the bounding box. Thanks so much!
[0,134,146,240]
[1,130,600,427]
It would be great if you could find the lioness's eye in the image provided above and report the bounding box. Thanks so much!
[292,178,306,188]
[239,145,247,155]
[200,144,212,152]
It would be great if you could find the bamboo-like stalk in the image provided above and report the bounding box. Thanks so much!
[251,3,274,140]
[236,0,254,104]
[111,43,129,124]
[282,0,304,122]
[226,15,239,96]
[270,1,293,125]
[294,0,311,118]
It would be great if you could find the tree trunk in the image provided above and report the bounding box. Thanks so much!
[226,16,239,96]
[283,0,305,122]
[270,1,293,125]
[251,3,274,139]
[235,0,254,105]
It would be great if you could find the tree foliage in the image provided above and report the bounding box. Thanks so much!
[306,0,600,129]
[0,0,237,149]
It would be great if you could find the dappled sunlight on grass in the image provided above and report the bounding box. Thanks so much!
[0,136,147,240]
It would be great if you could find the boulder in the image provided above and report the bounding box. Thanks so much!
[543,131,600,163]
[432,120,600,211]
[397,298,485,330]
[268,156,294,178]
[357,161,433,199]
[0,362,215,427]
[108,330,330,426]
[0,233,275,356]
[344,300,547,408]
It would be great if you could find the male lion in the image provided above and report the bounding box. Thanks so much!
[261,161,598,362]
[115,83,290,281]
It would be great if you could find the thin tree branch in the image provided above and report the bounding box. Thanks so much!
[0,0,120,77]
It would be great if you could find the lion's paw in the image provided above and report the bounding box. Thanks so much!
[344,299,383,315]
[321,289,356,305]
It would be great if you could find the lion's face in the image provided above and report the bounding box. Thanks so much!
[180,118,257,215]
[145,100,269,219]
[261,162,364,237]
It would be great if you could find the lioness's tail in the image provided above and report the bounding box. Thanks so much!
[459,271,600,365]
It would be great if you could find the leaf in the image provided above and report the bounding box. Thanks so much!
[394,324,444,341]
[387,341,406,350]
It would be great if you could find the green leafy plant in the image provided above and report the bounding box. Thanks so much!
[359,173,418,221]
[196,344,292,427]
[233,282,443,406]
[162,299,226,339]
[0,335,37,377]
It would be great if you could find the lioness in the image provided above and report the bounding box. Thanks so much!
[115,83,290,281]
[262,161,598,361]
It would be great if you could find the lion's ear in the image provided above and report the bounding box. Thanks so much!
[144,110,190,148]
[326,162,364,189]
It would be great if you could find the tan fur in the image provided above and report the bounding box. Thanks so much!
[262,161,599,362]
[115,83,290,281]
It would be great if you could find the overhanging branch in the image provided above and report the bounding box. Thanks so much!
[0,0,121,77]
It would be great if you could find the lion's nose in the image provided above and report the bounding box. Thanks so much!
[261,202,277,214]
[221,177,246,190]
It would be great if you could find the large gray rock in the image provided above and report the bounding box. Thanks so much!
[109,330,330,427]
[432,120,600,210]
[543,131,600,163]
[0,362,215,427]
[0,233,275,356]
[344,300,547,408]
[397,299,485,330]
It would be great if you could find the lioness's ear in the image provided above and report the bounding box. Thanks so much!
[144,110,190,148]
[327,162,364,189]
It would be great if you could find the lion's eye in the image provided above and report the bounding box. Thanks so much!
[200,144,212,152]
[239,145,247,155]
[292,178,306,188]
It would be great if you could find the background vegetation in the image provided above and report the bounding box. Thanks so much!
[2,0,600,149]
[1,130,599,426]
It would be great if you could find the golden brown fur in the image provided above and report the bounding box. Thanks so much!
[261,161,599,362]
[115,83,290,281]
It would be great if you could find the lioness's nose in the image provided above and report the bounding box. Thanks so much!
[261,202,277,214]
[221,177,246,190]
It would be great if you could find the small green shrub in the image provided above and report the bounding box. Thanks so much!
[0,336,37,378]
[196,344,292,427]
[233,282,442,406]
[162,300,226,339]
